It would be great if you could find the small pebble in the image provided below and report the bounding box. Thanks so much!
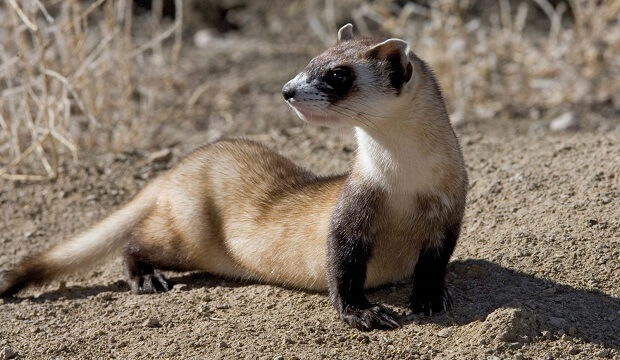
[283,336,295,345]
[142,317,161,328]
[549,316,567,329]
[357,334,370,344]
[98,292,115,301]
[568,347,581,355]
[219,341,229,349]
[272,356,284,360]
[148,148,172,164]
[450,110,465,128]
[1,347,15,360]
[172,283,188,292]
[549,111,578,132]
[193,29,214,48]
[597,349,610,358]
[542,287,557,295]
[436,328,451,338]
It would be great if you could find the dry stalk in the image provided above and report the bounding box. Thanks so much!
[0,0,184,181]
[354,0,620,123]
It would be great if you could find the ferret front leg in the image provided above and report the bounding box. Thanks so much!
[409,223,460,315]
[327,216,399,331]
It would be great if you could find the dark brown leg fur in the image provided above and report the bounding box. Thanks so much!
[123,250,171,294]
[122,208,194,294]
[327,183,400,331]
[409,222,460,315]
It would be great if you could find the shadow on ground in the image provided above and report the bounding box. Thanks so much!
[4,259,618,348]
[379,259,619,349]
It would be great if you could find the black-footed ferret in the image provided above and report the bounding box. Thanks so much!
[0,24,467,331]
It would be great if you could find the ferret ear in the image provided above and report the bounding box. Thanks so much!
[368,38,413,90]
[337,23,354,43]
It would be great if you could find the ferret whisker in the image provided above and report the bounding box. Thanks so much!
[318,107,357,129]
[328,106,377,134]
[327,95,402,120]
[330,104,387,139]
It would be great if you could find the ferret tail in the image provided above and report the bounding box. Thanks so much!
[0,180,161,298]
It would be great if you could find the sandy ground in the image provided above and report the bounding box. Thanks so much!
[1,12,619,360]
[1,118,619,359]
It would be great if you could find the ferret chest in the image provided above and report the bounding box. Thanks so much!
[364,200,443,286]
[374,193,447,247]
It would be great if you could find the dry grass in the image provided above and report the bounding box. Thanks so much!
[345,0,620,124]
[1,0,618,180]
[0,0,182,180]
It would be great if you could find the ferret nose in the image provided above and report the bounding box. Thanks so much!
[282,84,296,101]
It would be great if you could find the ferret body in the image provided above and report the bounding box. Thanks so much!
[1,25,467,330]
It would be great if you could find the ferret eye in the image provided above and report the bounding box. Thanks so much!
[324,68,351,87]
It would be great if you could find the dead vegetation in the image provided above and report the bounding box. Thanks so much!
[333,0,620,125]
[0,0,618,180]
[0,0,182,180]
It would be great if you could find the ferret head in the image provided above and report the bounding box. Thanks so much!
[283,24,417,128]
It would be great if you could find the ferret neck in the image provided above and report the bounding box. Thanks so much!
[351,60,459,196]
[352,110,453,195]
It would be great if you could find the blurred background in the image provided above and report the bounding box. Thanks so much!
[1,0,619,180]
[1,3,619,358]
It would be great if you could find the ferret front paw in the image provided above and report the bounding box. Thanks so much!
[409,286,452,316]
[340,304,400,331]
[128,273,171,294]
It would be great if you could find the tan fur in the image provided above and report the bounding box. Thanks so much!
[1,33,467,299]
[133,140,345,290]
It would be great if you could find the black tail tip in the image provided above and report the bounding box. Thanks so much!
[1,255,55,298]
[0,270,30,298]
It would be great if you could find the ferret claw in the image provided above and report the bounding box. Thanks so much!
[340,304,401,331]
[410,286,452,316]
[129,273,171,294]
